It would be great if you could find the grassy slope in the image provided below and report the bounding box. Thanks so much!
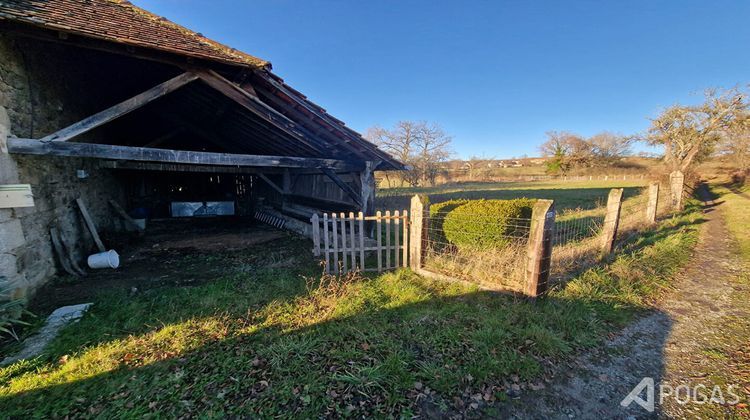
[714,183,750,260]
[0,202,703,418]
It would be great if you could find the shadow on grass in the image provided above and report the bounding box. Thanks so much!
[0,275,674,418]
[1,196,708,418]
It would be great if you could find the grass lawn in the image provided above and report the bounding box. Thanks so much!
[376,180,648,211]
[712,182,750,260]
[0,199,703,418]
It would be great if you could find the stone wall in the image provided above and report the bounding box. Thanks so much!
[0,34,127,300]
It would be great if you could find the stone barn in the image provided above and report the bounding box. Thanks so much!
[0,0,401,300]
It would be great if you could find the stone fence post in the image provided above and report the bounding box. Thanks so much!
[601,188,623,256]
[524,199,555,298]
[409,195,429,271]
[645,182,659,224]
[669,170,685,211]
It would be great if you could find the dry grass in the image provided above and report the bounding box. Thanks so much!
[423,241,527,292]
[550,237,602,284]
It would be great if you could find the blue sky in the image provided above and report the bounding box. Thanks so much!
[133,0,750,159]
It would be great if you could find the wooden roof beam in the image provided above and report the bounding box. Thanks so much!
[7,138,364,171]
[193,69,333,156]
[41,72,199,142]
[320,167,363,207]
[254,72,401,169]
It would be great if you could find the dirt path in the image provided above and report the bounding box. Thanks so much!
[501,187,750,419]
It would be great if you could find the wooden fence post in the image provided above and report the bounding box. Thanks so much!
[601,188,624,255]
[669,170,685,211]
[409,195,428,271]
[311,213,320,256]
[323,213,330,273]
[645,182,659,224]
[358,212,365,271]
[524,199,555,298]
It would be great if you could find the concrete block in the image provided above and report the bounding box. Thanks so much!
[0,218,25,252]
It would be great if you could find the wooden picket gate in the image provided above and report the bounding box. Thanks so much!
[311,210,409,274]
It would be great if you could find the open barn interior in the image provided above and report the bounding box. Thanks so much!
[0,14,400,299]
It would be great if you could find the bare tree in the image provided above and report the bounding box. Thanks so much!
[539,131,588,174]
[366,121,453,186]
[413,122,453,185]
[539,131,574,157]
[718,111,750,171]
[540,130,633,173]
[589,132,632,165]
[644,87,748,172]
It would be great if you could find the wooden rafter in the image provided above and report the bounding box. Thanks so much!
[41,72,198,142]
[7,138,364,171]
[257,174,284,194]
[193,69,330,157]
[320,167,363,207]
[256,72,401,168]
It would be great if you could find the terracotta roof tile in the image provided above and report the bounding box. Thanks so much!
[0,0,269,68]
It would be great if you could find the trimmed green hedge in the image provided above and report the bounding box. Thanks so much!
[441,198,536,249]
[429,199,470,246]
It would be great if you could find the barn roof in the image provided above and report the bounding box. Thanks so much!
[0,0,403,170]
[0,0,269,68]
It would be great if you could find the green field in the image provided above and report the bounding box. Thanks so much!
[376,180,649,211]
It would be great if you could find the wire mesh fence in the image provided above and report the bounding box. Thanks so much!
[552,208,606,247]
[420,213,532,292]
[618,192,651,232]
[311,174,688,297]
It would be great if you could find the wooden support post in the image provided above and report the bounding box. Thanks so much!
[359,161,376,215]
[600,188,624,255]
[322,213,330,273]
[348,212,356,270]
[358,212,365,271]
[340,213,347,273]
[76,198,106,253]
[402,210,409,267]
[394,210,400,268]
[409,195,429,271]
[669,170,685,211]
[311,213,321,256]
[376,210,383,272]
[645,182,659,224]
[524,199,555,298]
[360,161,377,237]
[331,213,339,274]
[385,210,391,269]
